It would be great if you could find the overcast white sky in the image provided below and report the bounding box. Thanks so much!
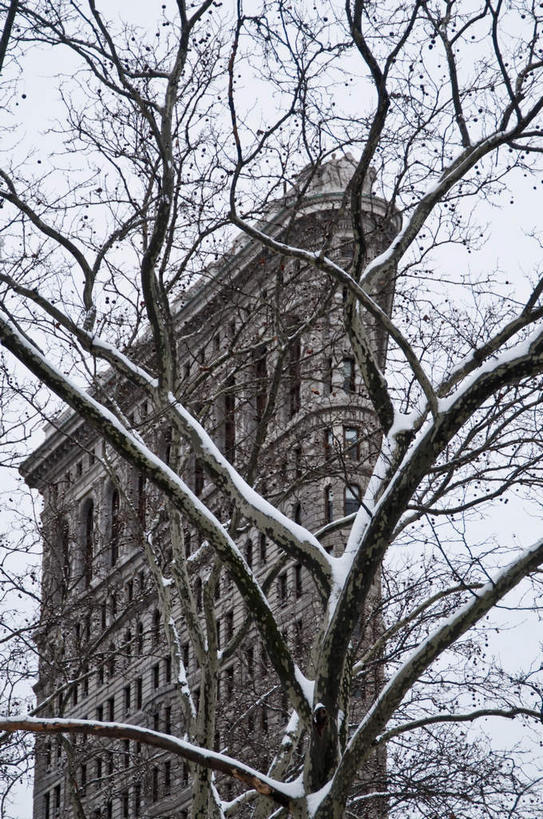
[2,2,543,816]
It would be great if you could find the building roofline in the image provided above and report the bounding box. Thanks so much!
[21,158,398,486]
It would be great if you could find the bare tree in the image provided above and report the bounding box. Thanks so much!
[1,2,543,818]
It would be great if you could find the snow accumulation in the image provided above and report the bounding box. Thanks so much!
[294,668,315,707]
[82,330,332,571]
[169,392,330,559]
[346,535,543,752]
[0,716,305,801]
[305,778,334,817]
[437,325,540,414]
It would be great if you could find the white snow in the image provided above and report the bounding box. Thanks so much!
[346,535,543,754]
[305,778,334,817]
[294,669,314,707]
[0,716,305,801]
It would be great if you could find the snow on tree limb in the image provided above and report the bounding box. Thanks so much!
[0,310,313,725]
[0,716,301,808]
[320,536,543,811]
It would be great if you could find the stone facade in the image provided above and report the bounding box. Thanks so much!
[22,156,398,819]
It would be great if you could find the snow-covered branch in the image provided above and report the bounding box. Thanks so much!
[0,312,313,725]
[322,536,543,810]
[0,716,299,808]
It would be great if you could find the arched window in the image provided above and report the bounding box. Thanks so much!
[80,498,94,587]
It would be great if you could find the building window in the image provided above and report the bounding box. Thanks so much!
[53,787,60,818]
[110,487,120,566]
[259,533,266,563]
[295,564,303,599]
[245,539,253,569]
[137,473,146,526]
[124,629,132,661]
[58,518,70,599]
[122,790,129,818]
[343,357,355,392]
[194,458,204,496]
[254,345,267,422]
[324,428,334,461]
[152,766,159,802]
[45,741,52,771]
[80,763,87,794]
[136,621,144,655]
[123,739,130,768]
[165,655,172,683]
[164,704,172,734]
[226,667,234,696]
[224,376,236,463]
[164,760,171,795]
[134,783,142,816]
[44,791,50,819]
[108,642,115,678]
[136,677,143,710]
[81,497,94,586]
[294,502,302,524]
[225,610,234,643]
[152,609,161,645]
[325,356,333,394]
[153,663,160,689]
[344,426,359,458]
[278,573,287,607]
[107,696,114,721]
[345,484,361,516]
[294,618,304,651]
[124,684,131,714]
[324,486,333,524]
[246,646,254,679]
[96,756,102,779]
[288,336,301,417]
